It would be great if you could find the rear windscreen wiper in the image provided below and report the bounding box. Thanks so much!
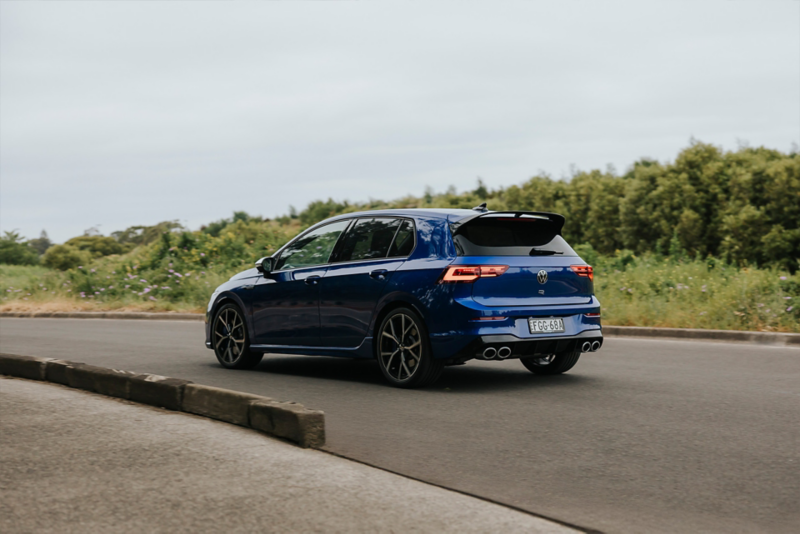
[529,248,563,256]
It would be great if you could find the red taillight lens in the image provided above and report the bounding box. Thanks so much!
[570,264,594,282]
[440,265,509,283]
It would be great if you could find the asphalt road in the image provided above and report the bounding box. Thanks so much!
[1,318,798,533]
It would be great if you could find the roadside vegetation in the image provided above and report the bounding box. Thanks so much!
[1,141,798,331]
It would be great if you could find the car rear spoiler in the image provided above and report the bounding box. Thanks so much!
[449,211,566,236]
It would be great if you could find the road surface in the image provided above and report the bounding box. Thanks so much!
[1,377,572,533]
[1,318,798,533]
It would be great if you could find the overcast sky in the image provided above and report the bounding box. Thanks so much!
[1,1,798,243]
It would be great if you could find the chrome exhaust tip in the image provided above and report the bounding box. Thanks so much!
[483,347,497,360]
[591,341,601,352]
[497,346,512,359]
[581,342,592,353]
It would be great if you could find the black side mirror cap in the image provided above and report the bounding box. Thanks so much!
[255,257,274,274]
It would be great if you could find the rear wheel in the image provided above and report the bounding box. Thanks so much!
[520,351,580,375]
[213,304,263,370]
[377,308,443,388]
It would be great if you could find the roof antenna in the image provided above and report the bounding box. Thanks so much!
[472,202,488,212]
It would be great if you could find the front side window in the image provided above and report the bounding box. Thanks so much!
[336,218,403,262]
[275,220,350,270]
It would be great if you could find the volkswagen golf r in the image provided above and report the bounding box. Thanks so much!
[206,207,603,388]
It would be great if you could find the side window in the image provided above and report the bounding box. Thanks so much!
[275,220,350,270]
[388,219,415,257]
[336,218,401,263]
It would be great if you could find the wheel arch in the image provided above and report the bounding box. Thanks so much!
[371,298,429,355]
[209,292,253,337]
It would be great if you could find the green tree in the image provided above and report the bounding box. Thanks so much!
[28,230,53,255]
[112,221,183,246]
[0,231,39,265]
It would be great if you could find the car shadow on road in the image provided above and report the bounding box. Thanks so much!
[253,355,387,386]
[434,364,594,393]
[233,354,595,393]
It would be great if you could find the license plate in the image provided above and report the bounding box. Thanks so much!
[528,317,565,334]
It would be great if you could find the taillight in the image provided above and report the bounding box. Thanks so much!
[439,265,509,283]
[570,264,594,282]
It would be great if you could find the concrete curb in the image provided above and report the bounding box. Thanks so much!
[182,384,267,426]
[0,311,203,321]
[0,353,325,448]
[603,326,800,346]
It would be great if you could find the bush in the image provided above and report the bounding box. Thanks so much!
[65,235,128,258]
[0,231,39,265]
[42,245,92,271]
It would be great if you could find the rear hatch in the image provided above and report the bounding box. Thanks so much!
[450,212,592,307]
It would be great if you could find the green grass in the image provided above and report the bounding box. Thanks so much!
[593,254,798,332]
[3,249,798,332]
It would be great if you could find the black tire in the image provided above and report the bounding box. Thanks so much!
[376,307,444,388]
[212,303,263,370]
[520,351,581,375]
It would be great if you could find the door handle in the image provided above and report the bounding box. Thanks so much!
[305,275,322,285]
[369,269,388,279]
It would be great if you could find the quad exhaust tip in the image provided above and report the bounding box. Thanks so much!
[591,341,601,352]
[582,342,592,353]
[497,346,512,359]
[483,347,497,359]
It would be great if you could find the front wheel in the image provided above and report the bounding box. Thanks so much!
[377,308,443,388]
[520,351,581,375]
[212,304,263,370]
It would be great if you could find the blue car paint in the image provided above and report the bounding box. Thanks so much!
[206,208,602,361]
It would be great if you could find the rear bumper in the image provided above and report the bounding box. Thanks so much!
[457,329,603,362]
[428,295,603,361]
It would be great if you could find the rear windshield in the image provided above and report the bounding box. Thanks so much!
[452,217,577,256]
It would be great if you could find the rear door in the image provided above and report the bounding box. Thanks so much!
[319,218,416,348]
[450,212,592,307]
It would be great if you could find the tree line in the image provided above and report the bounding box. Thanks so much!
[2,141,798,272]
[279,142,800,272]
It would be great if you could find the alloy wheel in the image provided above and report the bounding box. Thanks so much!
[214,307,246,365]
[379,313,422,382]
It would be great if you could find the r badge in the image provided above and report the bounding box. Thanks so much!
[537,270,548,284]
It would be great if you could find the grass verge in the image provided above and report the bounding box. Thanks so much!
[2,252,798,332]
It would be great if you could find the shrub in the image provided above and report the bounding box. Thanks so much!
[0,231,39,265]
[65,235,128,258]
[42,245,92,271]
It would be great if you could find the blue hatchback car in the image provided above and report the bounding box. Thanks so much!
[206,207,603,387]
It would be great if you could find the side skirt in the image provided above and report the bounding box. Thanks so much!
[249,337,374,359]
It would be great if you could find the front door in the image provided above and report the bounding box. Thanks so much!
[251,266,327,347]
[251,219,350,347]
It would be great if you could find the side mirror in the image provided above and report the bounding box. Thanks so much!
[255,257,274,274]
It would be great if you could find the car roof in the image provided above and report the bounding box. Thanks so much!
[325,208,478,223]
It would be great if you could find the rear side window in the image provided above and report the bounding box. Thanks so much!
[336,218,401,262]
[452,217,577,256]
[389,220,415,257]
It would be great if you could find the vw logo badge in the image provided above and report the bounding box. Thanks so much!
[537,270,548,284]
